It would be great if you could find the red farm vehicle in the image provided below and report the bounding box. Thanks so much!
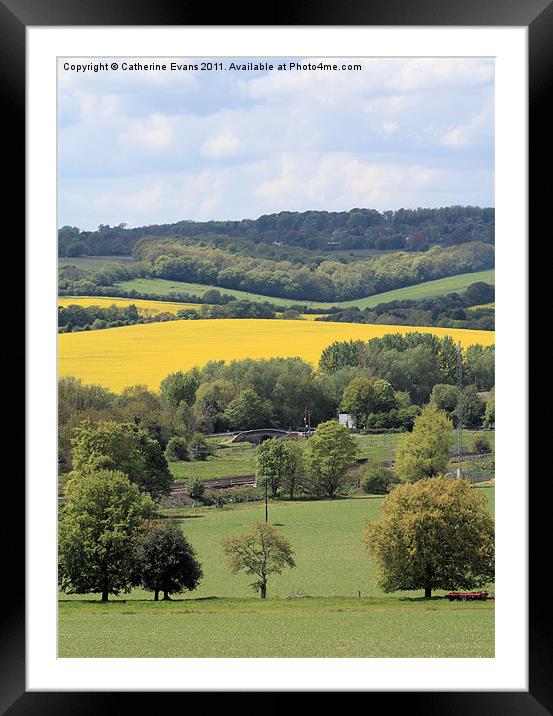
[445,591,494,601]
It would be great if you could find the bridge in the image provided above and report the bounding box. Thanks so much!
[230,428,303,446]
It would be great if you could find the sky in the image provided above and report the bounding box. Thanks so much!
[58,57,494,230]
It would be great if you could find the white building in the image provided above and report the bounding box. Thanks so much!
[338,413,355,429]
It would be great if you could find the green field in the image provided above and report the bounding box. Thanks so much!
[169,430,495,482]
[114,269,495,310]
[60,487,494,601]
[58,488,494,657]
[58,596,494,658]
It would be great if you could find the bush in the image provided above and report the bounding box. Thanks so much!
[473,435,491,453]
[361,465,399,495]
[188,476,205,500]
[165,436,189,462]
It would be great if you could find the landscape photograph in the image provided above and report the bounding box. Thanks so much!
[57,56,496,659]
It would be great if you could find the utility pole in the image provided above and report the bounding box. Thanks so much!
[456,340,463,478]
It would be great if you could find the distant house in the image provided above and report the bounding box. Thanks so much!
[338,413,355,429]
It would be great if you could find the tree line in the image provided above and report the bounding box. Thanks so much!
[58,206,494,257]
[59,236,494,304]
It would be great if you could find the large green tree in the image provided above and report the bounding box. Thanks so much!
[71,420,172,499]
[341,377,375,429]
[256,438,304,498]
[58,469,153,602]
[395,404,452,482]
[364,476,495,598]
[305,420,357,497]
[134,521,203,601]
[221,523,295,598]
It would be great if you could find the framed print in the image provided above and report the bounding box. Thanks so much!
[8,0,548,710]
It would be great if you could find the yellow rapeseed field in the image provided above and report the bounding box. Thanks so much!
[58,296,322,320]
[58,318,495,392]
[58,296,203,315]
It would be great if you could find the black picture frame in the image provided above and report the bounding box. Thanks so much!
[9,0,546,711]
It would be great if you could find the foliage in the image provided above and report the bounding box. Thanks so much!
[188,476,206,500]
[58,469,153,601]
[395,404,452,482]
[364,476,495,597]
[360,465,400,494]
[221,522,296,598]
[71,420,172,499]
[160,370,200,410]
[165,436,189,462]
[305,420,357,497]
[483,388,495,429]
[256,438,305,498]
[430,383,458,415]
[464,344,495,390]
[134,520,203,600]
[319,339,365,374]
[455,385,486,429]
[222,388,274,430]
[473,435,491,453]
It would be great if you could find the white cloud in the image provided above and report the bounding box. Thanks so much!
[441,105,493,147]
[381,121,399,136]
[201,130,240,159]
[119,113,173,149]
[58,57,494,228]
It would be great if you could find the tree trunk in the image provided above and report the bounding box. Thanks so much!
[424,586,432,599]
[163,591,170,601]
[260,579,267,599]
[101,588,109,602]
[154,590,159,601]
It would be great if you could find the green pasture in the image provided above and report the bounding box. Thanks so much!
[58,487,495,657]
[114,269,495,310]
[58,595,494,658]
[59,486,494,602]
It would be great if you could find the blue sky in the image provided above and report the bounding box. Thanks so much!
[58,57,494,230]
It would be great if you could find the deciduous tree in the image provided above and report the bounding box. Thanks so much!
[364,476,495,598]
[134,521,203,601]
[221,523,295,598]
[58,469,153,601]
[395,404,452,482]
[305,420,357,497]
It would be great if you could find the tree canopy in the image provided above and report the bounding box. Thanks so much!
[394,404,452,482]
[58,469,153,601]
[364,476,495,598]
[71,420,173,499]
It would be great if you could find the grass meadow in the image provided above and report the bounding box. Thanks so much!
[58,596,494,658]
[58,487,495,657]
[114,269,495,310]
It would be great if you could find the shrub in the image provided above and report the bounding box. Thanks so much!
[361,465,399,494]
[474,435,491,453]
[165,436,190,462]
[188,476,205,500]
